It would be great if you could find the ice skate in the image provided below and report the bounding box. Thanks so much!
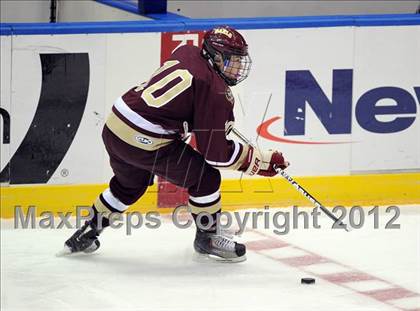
[193,229,246,263]
[57,221,102,256]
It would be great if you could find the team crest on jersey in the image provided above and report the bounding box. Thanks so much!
[225,87,234,104]
[135,135,153,145]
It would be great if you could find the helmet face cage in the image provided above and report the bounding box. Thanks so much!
[222,53,252,86]
[202,27,252,86]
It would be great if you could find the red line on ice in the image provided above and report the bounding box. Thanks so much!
[246,229,420,311]
[246,239,288,251]
[279,255,326,267]
[362,288,418,301]
[322,271,375,283]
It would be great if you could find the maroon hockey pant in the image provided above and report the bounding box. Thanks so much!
[102,126,221,209]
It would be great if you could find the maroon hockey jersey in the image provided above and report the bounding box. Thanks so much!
[111,45,246,169]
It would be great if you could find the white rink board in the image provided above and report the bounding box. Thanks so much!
[0,26,419,185]
[0,36,11,174]
[351,26,420,172]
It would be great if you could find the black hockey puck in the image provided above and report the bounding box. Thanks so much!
[301,277,315,284]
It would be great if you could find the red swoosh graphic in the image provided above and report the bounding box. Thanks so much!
[257,116,351,145]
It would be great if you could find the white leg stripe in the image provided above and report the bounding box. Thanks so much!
[102,188,128,212]
[114,97,175,135]
[189,190,220,205]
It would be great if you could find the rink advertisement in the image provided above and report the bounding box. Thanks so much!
[2,53,89,184]
[1,22,419,215]
[238,26,420,176]
[0,33,160,185]
[0,35,108,185]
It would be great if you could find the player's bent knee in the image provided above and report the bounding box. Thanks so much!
[109,176,148,206]
[189,166,221,198]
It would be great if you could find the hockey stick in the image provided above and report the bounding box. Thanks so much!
[231,127,351,232]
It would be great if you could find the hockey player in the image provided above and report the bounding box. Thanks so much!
[62,26,289,262]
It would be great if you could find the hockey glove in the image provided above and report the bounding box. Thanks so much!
[240,146,289,177]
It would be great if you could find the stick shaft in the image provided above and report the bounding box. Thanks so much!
[276,169,349,231]
[231,128,350,231]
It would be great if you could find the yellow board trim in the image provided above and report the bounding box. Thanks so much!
[220,172,420,208]
[1,173,419,218]
[0,184,159,218]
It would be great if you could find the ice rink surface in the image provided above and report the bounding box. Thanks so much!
[1,205,419,311]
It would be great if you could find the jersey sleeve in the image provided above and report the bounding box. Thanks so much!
[192,85,249,170]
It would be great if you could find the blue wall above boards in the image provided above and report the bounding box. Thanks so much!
[138,0,166,15]
[93,0,188,20]
[1,14,420,36]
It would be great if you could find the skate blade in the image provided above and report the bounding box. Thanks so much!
[55,245,73,257]
[193,252,247,263]
[55,245,100,257]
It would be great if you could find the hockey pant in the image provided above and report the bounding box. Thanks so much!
[92,125,221,230]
